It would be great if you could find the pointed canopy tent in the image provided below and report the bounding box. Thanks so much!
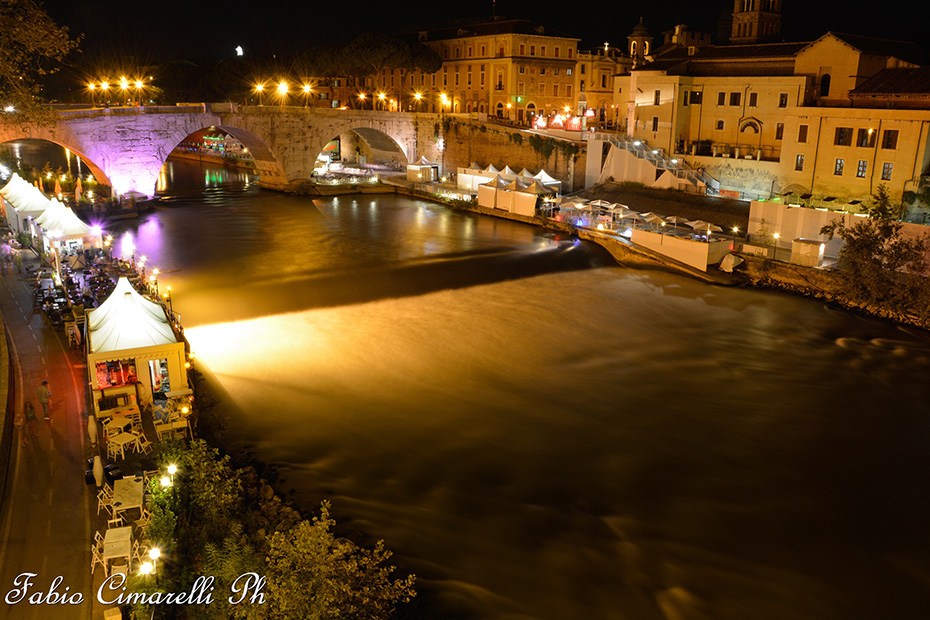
[521,180,558,195]
[503,178,531,191]
[1,175,51,235]
[35,198,91,239]
[518,168,535,179]
[483,163,500,174]
[86,277,188,414]
[534,169,560,185]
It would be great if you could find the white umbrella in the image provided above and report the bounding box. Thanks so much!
[665,215,690,233]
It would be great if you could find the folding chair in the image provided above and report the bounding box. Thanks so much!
[107,516,124,529]
[91,543,107,576]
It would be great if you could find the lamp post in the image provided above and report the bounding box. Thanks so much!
[134,80,144,105]
[357,93,367,110]
[100,81,110,106]
[119,76,129,105]
[378,92,386,111]
[277,81,288,106]
[302,84,312,107]
[165,286,173,317]
[255,83,264,106]
[413,91,423,112]
[439,93,449,182]
[87,83,96,107]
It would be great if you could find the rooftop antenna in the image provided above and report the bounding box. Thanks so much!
[492,0,496,17]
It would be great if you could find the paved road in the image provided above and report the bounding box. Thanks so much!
[0,260,93,620]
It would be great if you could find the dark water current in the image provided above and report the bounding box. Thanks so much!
[107,159,930,620]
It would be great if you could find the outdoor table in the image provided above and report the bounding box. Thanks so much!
[102,526,133,567]
[111,476,145,516]
[104,415,132,435]
[108,432,138,460]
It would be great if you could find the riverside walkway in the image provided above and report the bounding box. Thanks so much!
[0,253,93,619]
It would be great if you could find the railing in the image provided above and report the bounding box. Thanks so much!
[589,131,720,192]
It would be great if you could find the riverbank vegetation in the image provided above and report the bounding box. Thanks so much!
[129,439,416,620]
[820,185,930,325]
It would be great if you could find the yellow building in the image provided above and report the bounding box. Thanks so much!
[612,19,930,203]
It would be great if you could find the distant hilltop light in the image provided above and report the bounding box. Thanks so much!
[236,45,243,56]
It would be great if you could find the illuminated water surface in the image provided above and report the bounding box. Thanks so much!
[110,159,930,620]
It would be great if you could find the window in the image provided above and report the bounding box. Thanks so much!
[568,48,573,58]
[520,44,525,55]
[480,73,485,86]
[775,123,784,140]
[519,66,525,74]
[566,85,572,96]
[518,81,525,94]
[690,91,702,104]
[834,127,852,146]
[481,45,486,56]
[856,160,868,178]
[580,80,585,91]
[729,92,741,106]
[717,92,726,106]
[654,89,661,105]
[567,68,572,76]
[601,74,607,88]
[798,124,808,143]
[682,90,689,106]
[882,129,898,149]
[541,46,546,56]
[540,67,546,75]
[652,116,659,132]
[581,64,586,74]
[454,48,460,58]
[530,45,535,56]
[468,47,473,57]
[553,84,559,96]
[834,158,844,175]
[454,74,459,86]
[820,74,831,97]
[715,120,724,130]
[539,83,545,95]
[749,92,758,107]
[881,162,893,180]
[553,68,559,75]
[555,47,560,57]
[795,154,804,171]
[779,92,788,108]
[857,128,876,148]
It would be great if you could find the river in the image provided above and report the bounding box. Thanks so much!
[95,158,930,620]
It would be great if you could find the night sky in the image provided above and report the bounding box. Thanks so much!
[40,0,927,67]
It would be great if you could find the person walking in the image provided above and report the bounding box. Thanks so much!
[37,381,51,420]
[23,401,38,440]
[13,409,28,445]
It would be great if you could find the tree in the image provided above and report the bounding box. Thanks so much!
[820,184,930,317]
[0,0,79,118]
[265,501,416,620]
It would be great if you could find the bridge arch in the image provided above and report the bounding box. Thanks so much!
[312,126,409,174]
[0,123,112,192]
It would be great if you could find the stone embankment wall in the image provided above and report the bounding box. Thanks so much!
[424,117,588,192]
[0,319,12,504]
[736,254,929,329]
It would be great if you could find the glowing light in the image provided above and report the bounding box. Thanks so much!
[732,227,739,233]
[302,84,311,93]
[139,562,153,575]
[378,92,386,101]
[358,93,366,100]
[254,84,264,93]
[134,80,143,89]
[277,81,288,95]
[167,464,177,475]
[88,83,96,91]
[159,476,171,487]
[149,548,161,561]
[235,45,244,56]
[100,82,109,91]
[414,92,423,101]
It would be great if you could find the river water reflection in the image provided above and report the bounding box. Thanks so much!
[110,159,930,620]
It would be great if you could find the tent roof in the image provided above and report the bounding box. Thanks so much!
[35,198,91,238]
[87,277,178,354]
[479,174,511,188]
[483,163,500,173]
[534,169,560,185]
[1,174,50,214]
[521,180,557,195]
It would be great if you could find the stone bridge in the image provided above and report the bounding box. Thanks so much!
[0,105,444,196]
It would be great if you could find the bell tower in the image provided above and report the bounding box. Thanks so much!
[627,17,653,67]
[730,0,782,44]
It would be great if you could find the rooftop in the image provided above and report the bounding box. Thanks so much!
[416,17,578,42]
[850,67,930,95]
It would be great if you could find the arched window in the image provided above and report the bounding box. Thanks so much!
[741,120,760,133]
[630,41,637,56]
[644,41,649,55]
[496,102,504,117]
[820,74,831,97]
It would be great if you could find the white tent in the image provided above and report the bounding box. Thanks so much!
[477,175,512,209]
[1,174,50,234]
[483,163,500,174]
[36,198,91,239]
[86,277,188,414]
[406,156,439,182]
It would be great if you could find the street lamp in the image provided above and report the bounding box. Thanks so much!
[439,93,449,181]
[378,92,386,111]
[100,81,110,106]
[413,91,423,112]
[134,79,144,105]
[277,81,288,105]
[119,76,129,105]
[302,83,312,107]
[357,93,367,110]
[254,83,265,106]
[87,83,96,107]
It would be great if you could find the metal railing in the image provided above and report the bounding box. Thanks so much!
[589,132,720,192]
